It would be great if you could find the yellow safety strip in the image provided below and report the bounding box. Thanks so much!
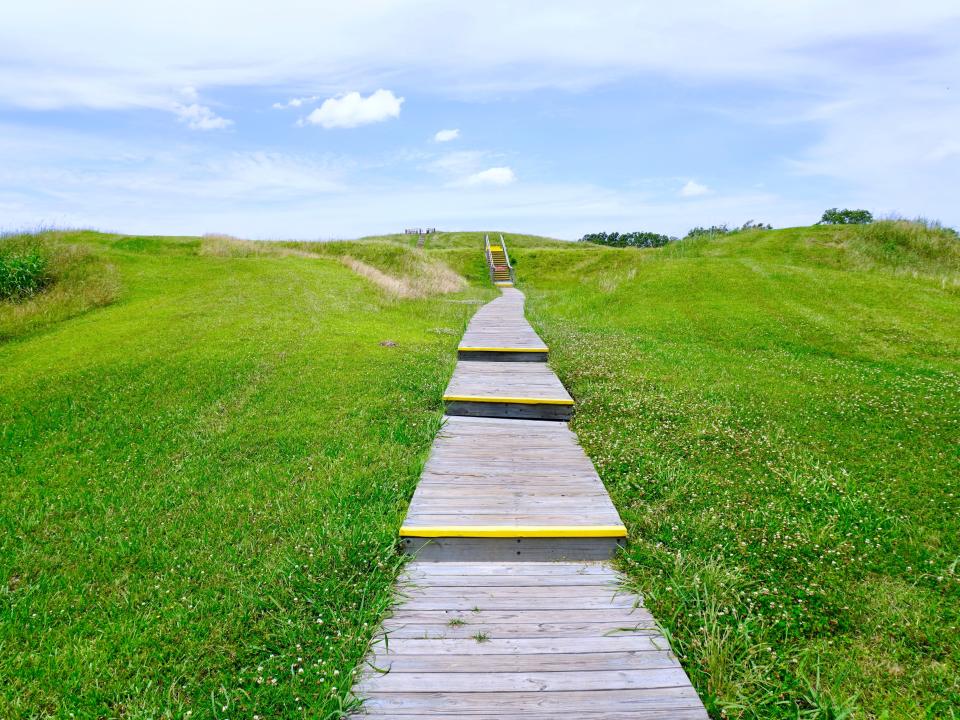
[443,395,574,405]
[458,346,549,353]
[489,245,503,251]
[400,525,627,538]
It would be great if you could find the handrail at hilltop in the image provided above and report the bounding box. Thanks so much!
[499,233,512,269]
[484,234,495,283]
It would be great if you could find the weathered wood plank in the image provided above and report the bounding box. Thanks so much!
[363,650,678,673]
[355,712,708,720]
[367,635,671,655]
[403,415,624,534]
[444,361,573,402]
[403,561,614,576]
[358,708,707,720]
[358,667,692,693]
[358,686,707,713]
[402,536,624,561]
[376,624,659,639]
[385,608,651,624]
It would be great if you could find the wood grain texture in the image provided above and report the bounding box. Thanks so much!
[402,416,624,533]
[444,361,573,403]
[402,537,625,562]
[350,561,707,718]
[458,287,548,353]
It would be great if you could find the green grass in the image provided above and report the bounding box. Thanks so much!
[510,223,959,718]
[0,232,120,339]
[3,224,958,719]
[0,235,50,300]
[0,231,485,718]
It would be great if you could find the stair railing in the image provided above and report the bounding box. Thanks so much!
[484,234,495,283]
[499,234,515,283]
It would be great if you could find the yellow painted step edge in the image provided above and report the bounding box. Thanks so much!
[400,525,627,538]
[443,395,574,405]
[458,346,549,353]
[489,245,502,251]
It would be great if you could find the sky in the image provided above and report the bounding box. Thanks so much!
[1,1,959,240]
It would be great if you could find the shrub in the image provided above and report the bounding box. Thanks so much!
[580,231,674,248]
[0,236,51,300]
[0,232,121,340]
[685,224,731,239]
[820,208,873,225]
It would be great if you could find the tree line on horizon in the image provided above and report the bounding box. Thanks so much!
[580,208,875,247]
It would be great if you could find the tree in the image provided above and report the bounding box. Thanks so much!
[580,231,674,248]
[820,208,873,225]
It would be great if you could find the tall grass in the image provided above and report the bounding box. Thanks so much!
[0,231,120,340]
[843,219,960,283]
[0,234,51,300]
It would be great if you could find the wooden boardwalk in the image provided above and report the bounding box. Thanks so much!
[349,273,706,717]
[458,288,547,361]
[401,416,625,560]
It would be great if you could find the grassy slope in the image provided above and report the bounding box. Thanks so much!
[508,225,959,719]
[0,232,486,718]
[4,226,957,719]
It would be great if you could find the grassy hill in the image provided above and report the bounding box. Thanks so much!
[1,224,958,718]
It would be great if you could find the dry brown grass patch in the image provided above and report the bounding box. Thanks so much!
[340,254,466,299]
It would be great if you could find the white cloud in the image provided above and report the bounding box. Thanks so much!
[680,180,710,197]
[273,95,319,109]
[426,150,487,176]
[463,166,516,186]
[173,103,232,130]
[302,89,403,129]
[434,128,460,143]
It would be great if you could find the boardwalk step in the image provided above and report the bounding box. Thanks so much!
[401,416,625,561]
[443,361,572,420]
[351,562,708,718]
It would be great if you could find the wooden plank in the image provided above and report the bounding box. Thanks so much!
[385,609,651,624]
[404,562,620,579]
[403,416,625,536]
[376,623,659,639]
[391,597,639,611]
[397,575,617,587]
[403,561,614,576]
[363,650,678,673]
[443,361,573,403]
[395,585,636,600]
[354,711,708,720]
[358,687,707,713]
[402,537,623,561]
[367,635,671,655]
[358,667,692,693]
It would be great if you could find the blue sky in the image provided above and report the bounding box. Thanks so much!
[1,1,959,239]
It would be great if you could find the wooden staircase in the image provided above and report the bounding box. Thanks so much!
[485,234,514,286]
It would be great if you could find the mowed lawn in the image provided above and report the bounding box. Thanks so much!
[516,226,959,718]
[0,233,485,718]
